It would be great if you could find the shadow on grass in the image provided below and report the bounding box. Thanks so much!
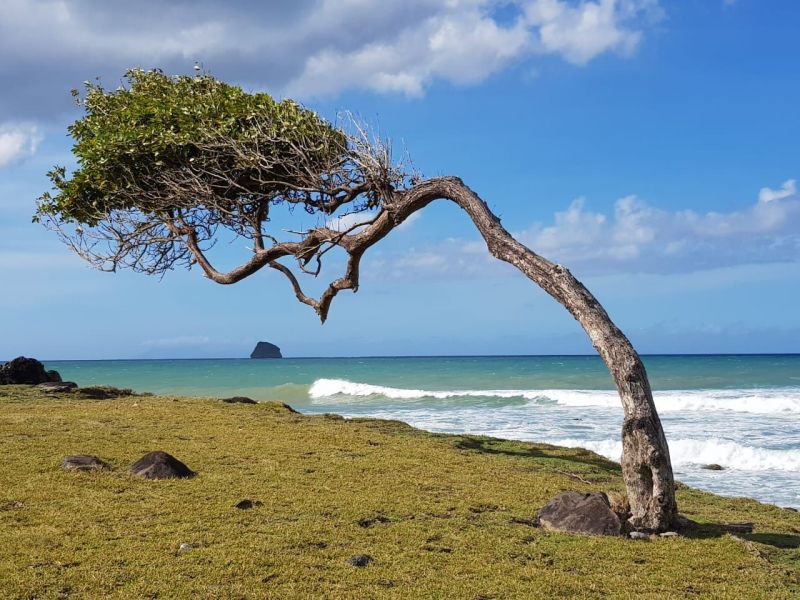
[680,521,800,549]
[451,435,623,473]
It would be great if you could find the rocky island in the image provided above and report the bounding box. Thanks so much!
[250,341,282,359]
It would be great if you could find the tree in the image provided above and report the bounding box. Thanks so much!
[37,69,677,531]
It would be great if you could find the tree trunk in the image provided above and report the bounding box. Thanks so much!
[398,178,677,531]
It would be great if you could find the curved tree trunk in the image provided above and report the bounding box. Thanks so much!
[389,178,677,531]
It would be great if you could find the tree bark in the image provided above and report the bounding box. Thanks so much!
[389,178,677,531]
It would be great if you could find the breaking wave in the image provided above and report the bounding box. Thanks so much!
[308,378,800,414]
[550,437,800,472]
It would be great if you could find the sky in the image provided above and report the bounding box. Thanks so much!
[1,0,799,359]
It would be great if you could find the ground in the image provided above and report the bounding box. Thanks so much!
[0,386,798,599]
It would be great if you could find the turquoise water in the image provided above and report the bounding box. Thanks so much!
[44,354,800,508]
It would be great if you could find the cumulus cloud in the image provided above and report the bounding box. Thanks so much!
[0,123,41,167]
[369,178,800,278]
[0,1,663,121]
[759,179,796,203]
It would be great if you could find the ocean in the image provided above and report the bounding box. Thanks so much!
[44,354,800,509]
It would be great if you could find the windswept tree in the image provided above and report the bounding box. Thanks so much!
[37,69,677,531]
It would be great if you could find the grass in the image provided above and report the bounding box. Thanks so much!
[0,385,798,599]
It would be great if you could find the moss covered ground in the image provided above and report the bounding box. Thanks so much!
[0,385,798,599]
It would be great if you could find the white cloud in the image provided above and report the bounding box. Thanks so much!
[0,1,664,120]
[369,177,800,278]
[0,123,41,167]
[759,179,796,203]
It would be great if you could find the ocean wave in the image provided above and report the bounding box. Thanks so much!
[308,378,800,413]
[550,437,800,472]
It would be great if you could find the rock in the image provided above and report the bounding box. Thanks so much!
[250,341,282,359]
[235,499,263,509]
[629,531,651,540]
[76,386,134,399]
[659,531,680,538]
[131,451,195,479]
[0,356,61,385]
[62,454,110,471]
[346,554,373,567]
[178,543,192,553]
[38,381,78,393]
[537,492,621,536]
[701,463,725,471]
[221,396,257,404]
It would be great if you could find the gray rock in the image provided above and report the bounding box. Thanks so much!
[178,543,192,553]
[62,454,110,471]
[131,451,195,480]
[537,492,621,536]
[250,341,282,359]
[629,531,651,540]
[659,531,680,538]
[347,554,373,567]
[38,381,78,393]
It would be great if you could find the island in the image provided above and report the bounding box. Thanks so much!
[249,341,282,359]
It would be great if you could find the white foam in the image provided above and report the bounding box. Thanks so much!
[308,378,800,414]
[550,437,800,472]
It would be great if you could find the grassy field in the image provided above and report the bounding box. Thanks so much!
[1,385,798,599]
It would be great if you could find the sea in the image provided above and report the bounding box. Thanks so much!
[44,354,800,509]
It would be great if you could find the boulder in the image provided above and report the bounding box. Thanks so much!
[701,463,725,471]
[38,381,78,393]
[0,356,61,385]
[537,491,621,536]
[250,341,282,359]
[63,454,110,471]
[130,451,195,479]
[221,396,257,404]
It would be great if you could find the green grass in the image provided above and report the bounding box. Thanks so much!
[1,385,798,599]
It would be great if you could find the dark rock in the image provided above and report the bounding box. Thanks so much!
[235,499,263,509]
[250,341,282,359]
[357,515,390,528]
[0,356,60,385]
[701,463,725,471]
[131,451,195,479]
[38,381,78,393]
[537,491,622,536]
[76,386,134,399]
[221,396,257,404]
[346,554,373,567]
[62,454,110,471]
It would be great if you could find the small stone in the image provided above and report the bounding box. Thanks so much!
[62,455,110,472]
[235,499,263,510]
[131,451,195,479]
[629,531,651,540]
[701,463,725,471]
[659,531,679,538]
[346,554,373,567]
[178,543,192,553]
[221,396,257,404]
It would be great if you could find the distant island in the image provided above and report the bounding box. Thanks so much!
[250,341,282,359]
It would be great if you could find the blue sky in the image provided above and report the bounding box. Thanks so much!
[1,0,799,359]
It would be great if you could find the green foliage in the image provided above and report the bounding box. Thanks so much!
[1,386,799,598]
[36,69,347,225]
